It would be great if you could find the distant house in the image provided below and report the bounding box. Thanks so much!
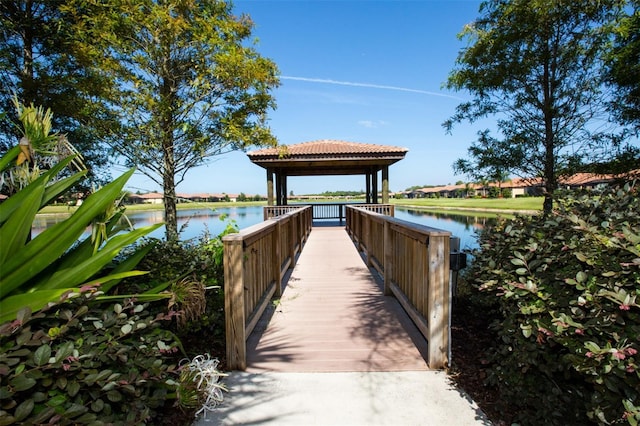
[126,191,243,204]
[127,192,164,204]
[405,171,637,200]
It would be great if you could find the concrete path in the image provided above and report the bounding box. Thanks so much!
[193,371,491,425]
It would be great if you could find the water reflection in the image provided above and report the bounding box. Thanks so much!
[33,205,495,250]
[394,207,498,251]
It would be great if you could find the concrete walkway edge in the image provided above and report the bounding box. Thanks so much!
[193,370,491,425]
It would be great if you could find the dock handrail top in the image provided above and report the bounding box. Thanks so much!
[348,205,451,237]
[223,205,311,242]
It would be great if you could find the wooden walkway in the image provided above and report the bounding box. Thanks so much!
[246,225,430,372]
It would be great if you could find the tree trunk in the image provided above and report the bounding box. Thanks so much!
[542,37,556,217]
[163,163,178,241]
[20,0,36,105]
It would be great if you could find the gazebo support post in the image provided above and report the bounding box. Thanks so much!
[282,174,288,206]
[382,166,389,204]
[267,169,274,206]
[372,168,379,204]
[365,171,372,204]
[275,171,282,205]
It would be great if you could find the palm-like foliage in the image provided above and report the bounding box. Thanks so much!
[0,102,163,324]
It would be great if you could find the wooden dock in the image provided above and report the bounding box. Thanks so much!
[246,225,430,372]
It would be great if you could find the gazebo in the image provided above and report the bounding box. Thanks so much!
[247,139,408,205]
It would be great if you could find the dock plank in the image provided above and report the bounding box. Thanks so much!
[246,226,430,372]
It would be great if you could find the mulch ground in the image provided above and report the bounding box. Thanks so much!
[449,298,515,425]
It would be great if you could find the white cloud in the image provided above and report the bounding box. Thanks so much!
[281,76,463,100]
[358,120,389,128]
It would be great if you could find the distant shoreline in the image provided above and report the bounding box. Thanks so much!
[38,197,543,218]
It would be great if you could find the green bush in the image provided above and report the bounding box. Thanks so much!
[119,220,238,354]
[465,185,640,425]
[0,293,183,425]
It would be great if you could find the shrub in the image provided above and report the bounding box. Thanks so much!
[465,185,640,425]
[119,220,238,354]
[0,293,183,425]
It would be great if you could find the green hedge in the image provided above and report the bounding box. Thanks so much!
[465,185,640,425]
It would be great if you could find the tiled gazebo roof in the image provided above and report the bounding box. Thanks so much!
[249,139,408,158]
[248,140,408,176]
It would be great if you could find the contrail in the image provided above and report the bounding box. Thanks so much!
[281,76,463,100]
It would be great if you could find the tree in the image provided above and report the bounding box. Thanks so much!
[0,1,115,189]
[77,0,279,240]
[452,129,521,192]
[607,1,640,130]
[444,0,625,214]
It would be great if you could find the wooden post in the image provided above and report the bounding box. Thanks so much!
[224,235,247,370]
[365,171,371,204]
[282,173,288,206]
[289,215,295,267]
[383,220,392,296]
[382,166,389,204]
[273,221,282,297]
[267,169,274,206]
[372,169,379,204]
[426,235,451,369]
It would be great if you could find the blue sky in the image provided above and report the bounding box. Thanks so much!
[125,0,485,196]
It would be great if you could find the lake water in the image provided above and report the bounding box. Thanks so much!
[33,205,495,251]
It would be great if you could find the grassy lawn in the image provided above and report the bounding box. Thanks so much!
[40,197,543,215]
[39,200,267,214]
[392,196,544,212]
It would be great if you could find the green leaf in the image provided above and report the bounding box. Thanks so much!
[14,398,34,421]
[0,182,45,267]
[0,156,75,225]
[63,403,87,418]
[0,289,79,325]
[33,345,52,366]
[47,394,67,407]
[30,223,161,292]
[53,341,75,364]
[67,381,80,397]
[91,398,105,413]
[100,240,158,293]
[28,406,55,424]
[9,375,36,392]
[510,258,526,266]
[106,390,122,402]
[0,146,20,172]
[0,168,136,296]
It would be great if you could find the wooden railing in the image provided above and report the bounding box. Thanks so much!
[265,203,394,222]
[263,205,305,220]
[224,206,313,370]
[346,205,451,368]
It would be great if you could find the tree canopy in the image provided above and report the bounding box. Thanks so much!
[0,1,116,190]
[68,0,280,240]
[444,0,629,214]
[607,1,640,130]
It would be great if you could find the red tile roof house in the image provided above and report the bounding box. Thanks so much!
[405,171,637,200]
[127,192,164,204]
[127,192,240,204]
